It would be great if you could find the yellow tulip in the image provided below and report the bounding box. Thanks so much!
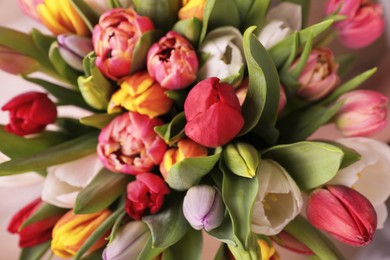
[258,239,280,260]
[178,0,206,20]
[51,209,111,258]
[37,0,90,36]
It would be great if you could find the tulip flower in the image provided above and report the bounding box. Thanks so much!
[17,0,43,21]
[51,209,111,258]
[328,137,390,229]
[147,31,198,90]
[7,198,63,247]
[223,142,259,178]
[183,185,224,231]
[252,160,303,235]
[93,8,154,80]
[307,185,377,246]
[97,112,167,175]
[184,77,244,148]
[178,0,206,20]
[103,221,150,260]
[57,34,93,71]
[0,45,38,75]
[272,231,314,255]
[334,90,388,137]
[42,154,103,208]
[125,173,170,220]
[36,0,90,36]
[159,138,208,179]
[294,48,339,101]
[1,91,57,136]
[197,27,244,87]
[258,239,280,260]
[108,71,173,118]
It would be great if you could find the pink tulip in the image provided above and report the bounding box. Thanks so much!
[295,48,339,101]
[0,46,38,75]
[272,231,314,255]
[147,31,198,90]
[307,185,377,246]
[97,112,167,175]
[335,90,388,137]
[17,0,43,21]
[184,77,244,148]
[93,8,154,80]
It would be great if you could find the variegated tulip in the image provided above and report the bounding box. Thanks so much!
[93,8,154,80]
[307,185,377,246]
[159,138,208,179]
[147,31,198,90]
[97,112,167,175]
[36,0,90,36]
[108,71,173,118]
[0,45,38,75]
[328,137,390,229]
[178,0,206,20]
[17,0,43,21]
[252,160,303,235]
[57,34,93,71]
[335,90,388,137]
[41,154,103,208]
[51,209,111,258]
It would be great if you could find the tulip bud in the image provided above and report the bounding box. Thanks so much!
[0,45,38,75]
[335,90,388,137]
[272,231,314,255]
[51,209,111,258]
[184,77,244,148]
[93,8,155,80]
[258,20,293,49]
[125,173,170,220]
[178,0,206,20]
[103,221,150,260]
[57,34,93,71]
[223,142,259,178]
[108,71,173,118]
[147,31,198,90]
[183,185,224,231]
[17,0,43,21]
[159,138,208,179]
[97,112,167,174]
[7,198,63,248]
[1,91,57,136]
[294,48,339,101]
[37,0,90,36]
[307,185,377,246]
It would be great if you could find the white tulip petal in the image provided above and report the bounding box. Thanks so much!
[267,2,302,30]
[258,20,293,49]
[375,203,388,229]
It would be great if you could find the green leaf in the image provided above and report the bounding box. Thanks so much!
[162,229,202,260]
[227,233,261,260]
[288,31,313,79]
[20,241,51,260]
[172,18,202,47]
[22,203,67,228]
[75,168,131,214]
[240,0,270,32]
[316,140,361,169]
[166,148,221,190]
[131,30,162,74]
[143,195,190,248]
[137,235,166,260]
[81,248,105,260]
[80,113,118,129]
[207,214,237,246]
[30,29,57,72]
[70,0,100,31]
[335,54,355,77]
[284,215,345,260]
[262,141,344,190]
[0,132,98,176]
[154,112,186,145]
[240,26,280,138]
[56,117,96,137]
[107,211,127,243]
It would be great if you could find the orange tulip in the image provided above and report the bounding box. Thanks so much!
[178,0,206,20]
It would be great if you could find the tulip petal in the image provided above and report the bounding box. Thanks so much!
[267,2,302,30]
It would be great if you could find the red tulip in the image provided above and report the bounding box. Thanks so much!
[184,77,244,148]
[307,185,377,246]
[1,91,57,136]
[125,173,170,220]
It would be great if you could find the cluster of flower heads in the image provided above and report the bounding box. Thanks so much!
[1,0,390,259]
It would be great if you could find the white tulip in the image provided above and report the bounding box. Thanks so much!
[327,137,390,229]
[252,159,303,235]
[41,154,103,208]
[0,152,43,187]
[197,26,244,87]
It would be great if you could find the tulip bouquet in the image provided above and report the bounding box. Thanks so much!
[1,0,390,259]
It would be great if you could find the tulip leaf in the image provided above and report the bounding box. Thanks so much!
[22,203,67,228]
[0,132,98,176]
[143,195,190,248]
[161,229,203,260]
[131,30,162,74]
[240,26,280,141]
[207,214,237,247]
[81,248,105,260]
[71,0,100,31]
[240,0,270,32]
[56,117,96,137]
[107,211,127,243]
[284,215,345,260]
[172,18,202,47]
[166,148,222,190]
[335,54,355,77]
[20,241,51,260]
[30,29,57,72]
[316,140,361,169]
[133,0,180,31]
[165,89,188,108]
[227,233,261,260]
[262,141,344,190]
[269,20,333,68]
[154,112,186,145]
[137,235,166,260]
[75,168,132,214]
[220,160,259,250]
[80,113,118,129]
[319,67,377,106]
